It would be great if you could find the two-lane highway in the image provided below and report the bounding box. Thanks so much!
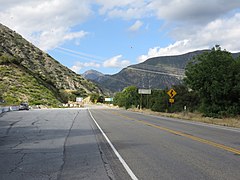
[90,108,240,180]
[0,106,239,180]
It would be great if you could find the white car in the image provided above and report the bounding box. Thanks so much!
[19,103,29,110]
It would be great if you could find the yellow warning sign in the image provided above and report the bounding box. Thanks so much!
[167,89,177,98]
[169,98,175,103]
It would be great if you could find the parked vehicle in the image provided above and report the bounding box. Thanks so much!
[19,102,29,110]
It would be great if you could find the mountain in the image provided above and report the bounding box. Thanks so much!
[0,23,101,106]
[82,69,104,81]
[84,50,240,93]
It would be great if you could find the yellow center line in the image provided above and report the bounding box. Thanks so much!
[110,111,240,155]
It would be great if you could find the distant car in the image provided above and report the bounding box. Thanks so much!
[19,102,29,110]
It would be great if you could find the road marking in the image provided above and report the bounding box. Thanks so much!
[133,111,240,133]
[88,109,138,180]
[111,111,240,155]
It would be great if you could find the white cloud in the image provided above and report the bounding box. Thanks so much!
[128,20,143,32]
[138,40,195,62]
[0,0,92,51]
[1,0,240,64]
[192,13,240,51]
[71,55,131,73]
[95,1,240,23]
[138,12,240,62]
[96,0,151,20]
[107,7,148,20]
[103,55,130,68]
[71,61,101,73]
[148,0,240,24]
[96,0,146,15]
[29,29,88,51]
[63,31,88,41]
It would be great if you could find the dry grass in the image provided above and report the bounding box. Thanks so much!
[129,108,240,128]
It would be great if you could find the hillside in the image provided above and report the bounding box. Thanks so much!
[84,50,240,93]
[0,64,60,106]
[0,23,101,105]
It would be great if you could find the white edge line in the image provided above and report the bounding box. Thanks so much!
[88,108,138,180]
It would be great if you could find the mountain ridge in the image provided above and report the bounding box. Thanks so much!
[83,50,240,93]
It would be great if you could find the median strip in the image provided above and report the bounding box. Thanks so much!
[111,111,240,155]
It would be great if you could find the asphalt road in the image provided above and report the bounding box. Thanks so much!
[0,106,239,180]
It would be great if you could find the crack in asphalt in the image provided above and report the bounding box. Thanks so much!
[11,139,23,149]
[31,119,41,126]
[57,110,80,180]
[14,149,23,154]
[9,153,27,174]
[10,133,29,149]
[6,120,20,135]
[91,123,115,180]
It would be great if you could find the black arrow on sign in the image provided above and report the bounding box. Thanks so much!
[170,90,174,98]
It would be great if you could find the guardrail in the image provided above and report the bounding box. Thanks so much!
[0,106,10,114]
[0,106,20,114]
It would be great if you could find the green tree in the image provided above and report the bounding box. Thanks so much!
[184,46,239,117]
[113,92,125,107]
[171,84,200,112]
[97,96,104,103]
[90,93,100,103]
[149,89,169,112]
[113,86,139,109]
[122,86,139,109]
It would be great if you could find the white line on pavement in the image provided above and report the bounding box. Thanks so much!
[88,108,138,180]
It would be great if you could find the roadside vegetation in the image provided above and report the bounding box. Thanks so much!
[113,46,240,119]
[0,64,61,106]
[0,54,93,107]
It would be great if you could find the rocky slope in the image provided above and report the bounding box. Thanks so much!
[0,23,101,105]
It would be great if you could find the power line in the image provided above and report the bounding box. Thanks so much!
[56,47,105,63]
[54,48,98,62]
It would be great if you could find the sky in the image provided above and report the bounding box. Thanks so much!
[1,0,240,75]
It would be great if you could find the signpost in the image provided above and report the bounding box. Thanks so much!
[138,89,151,94]
[138,89,151,109]
[167,89,177,99]
[167,89,177,105]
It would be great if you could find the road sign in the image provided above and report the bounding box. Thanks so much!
[169,98,174,103]
[167,89,177,98]
[105,98,113,102]
[76,97,83,102]
[138,89,151,94]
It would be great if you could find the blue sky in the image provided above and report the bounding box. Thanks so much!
[1,0,240,74]
[49,15,169,74]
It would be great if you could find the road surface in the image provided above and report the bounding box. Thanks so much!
[0,106,239,179]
